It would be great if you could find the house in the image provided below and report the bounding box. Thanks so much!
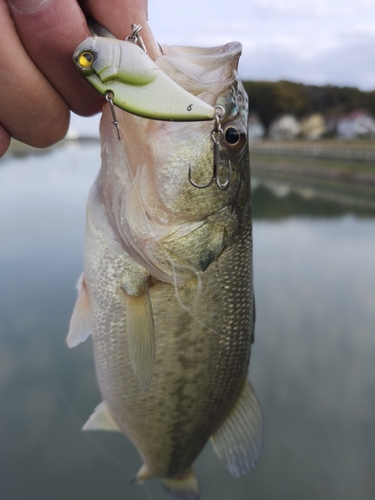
[269,115,300,140]
[248,114,265,142]
[300,114,326,141]
[336,110,375,139]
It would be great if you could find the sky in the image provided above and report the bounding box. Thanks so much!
[148,0,375,91]
[69,0,375,136]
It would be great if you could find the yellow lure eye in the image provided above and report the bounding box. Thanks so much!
[78,52,94,68]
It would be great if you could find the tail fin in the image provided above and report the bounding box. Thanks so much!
[161,468,200,500]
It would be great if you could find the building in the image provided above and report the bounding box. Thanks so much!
[300,114,326,141]
[248,114,265,142]
[336,110,375,139]
[268,115,301,140]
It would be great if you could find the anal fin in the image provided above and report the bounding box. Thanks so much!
[122,283,155,392]
[210,379,263,477]
[66,273,91,348]
[82,401,121,432]
[161,468,200,500]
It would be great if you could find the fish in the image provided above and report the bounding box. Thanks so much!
[67,37,262,500]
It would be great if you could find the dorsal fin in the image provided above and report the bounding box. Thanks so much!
[66,273,91,348]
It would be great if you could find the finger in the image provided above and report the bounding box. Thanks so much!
[0,0,70,147]
[81,0,161,60]
[0,124,11,158]
[7,0,104,116]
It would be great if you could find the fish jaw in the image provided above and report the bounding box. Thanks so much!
[73,37,215,121]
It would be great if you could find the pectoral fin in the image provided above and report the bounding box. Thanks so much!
[82,401,121,432]
[210,379,263,477]
[122,283,155,392]
[66,273,91,348]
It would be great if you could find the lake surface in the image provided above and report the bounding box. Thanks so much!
[0,143,374,500]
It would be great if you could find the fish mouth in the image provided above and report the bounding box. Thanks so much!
[159,42,242,62]
[155,42,243,102]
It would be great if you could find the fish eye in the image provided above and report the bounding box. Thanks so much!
[78,51,94,69]
[225,127,240,145]
[221,121,247,154]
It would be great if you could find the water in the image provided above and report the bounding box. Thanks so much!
[0,143,374,500]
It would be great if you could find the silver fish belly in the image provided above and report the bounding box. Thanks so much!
[68,41,262,500]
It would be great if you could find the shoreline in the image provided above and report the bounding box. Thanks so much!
[251,158,375,187]
[250,140,375,187]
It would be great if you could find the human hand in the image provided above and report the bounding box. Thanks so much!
[0,0,159,157]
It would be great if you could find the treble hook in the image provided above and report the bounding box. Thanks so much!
[106,91,121,140]
[188,106,231,191]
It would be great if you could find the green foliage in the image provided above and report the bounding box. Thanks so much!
[367,91,375,116]
[242,80,375,129]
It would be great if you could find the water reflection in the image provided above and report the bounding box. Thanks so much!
[252,173,375,218]
[0,144,374,500]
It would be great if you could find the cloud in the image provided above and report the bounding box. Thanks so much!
[239,33,375,89]
[149,0,375,90]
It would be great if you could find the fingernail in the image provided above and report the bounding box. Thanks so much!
[7,0,51,15]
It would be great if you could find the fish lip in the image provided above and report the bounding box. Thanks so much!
[160,41,243,58]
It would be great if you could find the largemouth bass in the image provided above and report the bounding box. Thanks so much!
[68,39,262,500]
